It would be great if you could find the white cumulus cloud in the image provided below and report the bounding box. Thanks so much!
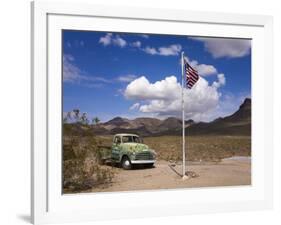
[99,33,112,46]
[191,37,251,58]
[99,33,181,57]
[143,46,158,55]
[212,73,226,88]
[143,44,182,56]
[99,33,127,48]
[124,74,226,121]
[124,76,180,101]
[112,35,127,47]
[131,41,142,48]
[129,103,140,110]
[185,56,217,76]
[158,44,182,56]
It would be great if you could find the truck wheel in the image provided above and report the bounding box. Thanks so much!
[121,156,132,170]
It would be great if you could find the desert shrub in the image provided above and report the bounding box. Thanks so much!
[63,123,96,137]
[63,136,114,193]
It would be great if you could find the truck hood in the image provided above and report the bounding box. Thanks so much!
[121,143,149,152]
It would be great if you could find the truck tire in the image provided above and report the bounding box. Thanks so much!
[121,156,132,170]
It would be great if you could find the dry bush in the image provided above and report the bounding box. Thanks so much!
[63,136,114,193]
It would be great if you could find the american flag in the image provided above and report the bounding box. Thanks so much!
[184,59,199,89]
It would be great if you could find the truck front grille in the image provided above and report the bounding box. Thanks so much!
[135,152,154,160]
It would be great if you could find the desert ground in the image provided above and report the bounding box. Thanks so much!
[92,157,251,192]
[63,135,251,193]
[98,135,251,161]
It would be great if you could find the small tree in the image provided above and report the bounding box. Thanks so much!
[92,117,100,125]
[81,112,89,125]
[63,111,73,124]
[67,111,72,121]
[72,109,80,123]
[64,109,93,125]
[63,116,68,123]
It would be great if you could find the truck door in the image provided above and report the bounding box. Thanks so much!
[112,136,121,161]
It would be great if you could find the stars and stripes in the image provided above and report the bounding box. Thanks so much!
[184,59,199,89]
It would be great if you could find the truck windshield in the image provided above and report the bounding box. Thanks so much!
[122,136,141,143]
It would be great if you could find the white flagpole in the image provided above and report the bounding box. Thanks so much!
[181,52,187,179]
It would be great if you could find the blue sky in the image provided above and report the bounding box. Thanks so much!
[63,30,251,122]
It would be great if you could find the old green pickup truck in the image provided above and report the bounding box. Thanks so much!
[101,133,156,170]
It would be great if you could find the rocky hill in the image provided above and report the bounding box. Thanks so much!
[65,98,251,137]
[185,98,251,136]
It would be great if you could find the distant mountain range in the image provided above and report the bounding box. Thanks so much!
[87,98,251,136]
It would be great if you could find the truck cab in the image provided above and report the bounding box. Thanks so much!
[111,133,156,170]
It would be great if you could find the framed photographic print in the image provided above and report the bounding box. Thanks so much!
[31,1,273,224]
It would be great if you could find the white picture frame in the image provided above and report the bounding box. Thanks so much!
[31,1,273,224]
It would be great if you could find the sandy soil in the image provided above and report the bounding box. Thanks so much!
[92,157,251,192]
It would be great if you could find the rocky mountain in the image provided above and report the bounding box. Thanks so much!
[93,116,195,136]
[101,117,162,132]
[184,98,251,136]
[69,98,251,137]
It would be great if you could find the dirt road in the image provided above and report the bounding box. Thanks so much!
[92,157,251,192]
